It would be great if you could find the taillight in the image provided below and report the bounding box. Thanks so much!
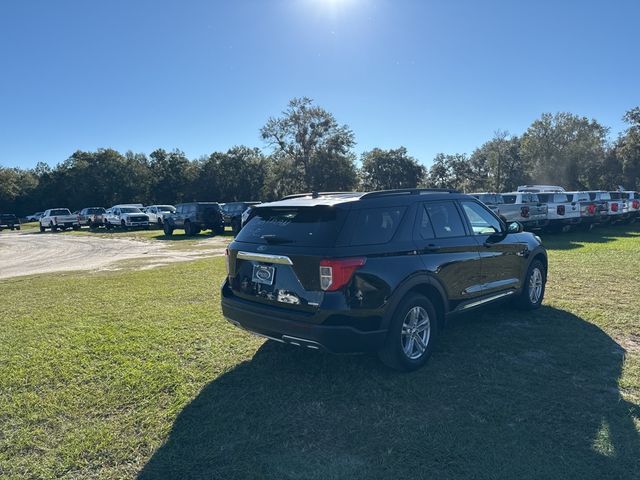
[319,257,366,291]
[557,205,565,215]
[520,206,529,218]
[587,204,596,215]
[633,200,640,209]
[611,202,619,212]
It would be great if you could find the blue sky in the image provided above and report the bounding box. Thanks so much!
[1,0,638,169]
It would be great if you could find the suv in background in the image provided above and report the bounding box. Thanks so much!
[222,189,547,371]
[78,207,106,228]
[0,213,20,231]
[221,201,261,234]
[163,202,225,236]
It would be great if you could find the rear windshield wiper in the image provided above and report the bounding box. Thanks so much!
[261,234,294,244]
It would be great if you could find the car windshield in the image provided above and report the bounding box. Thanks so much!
[50,209,71,215]
[158,206,175,212]
[236,206,346,246]
[120,207,142,213]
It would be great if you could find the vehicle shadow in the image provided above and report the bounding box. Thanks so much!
[137,306,639,480]
[541,223,640,251]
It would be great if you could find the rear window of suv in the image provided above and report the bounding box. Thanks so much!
[236,206,347,246]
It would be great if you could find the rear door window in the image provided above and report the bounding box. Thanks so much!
[350,206,406,246]
[424,202,466,238]
[236,206,347,246]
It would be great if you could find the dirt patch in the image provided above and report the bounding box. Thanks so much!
[0,231,227,279]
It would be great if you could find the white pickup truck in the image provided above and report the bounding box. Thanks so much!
[499,192,548,230]
[104,205,150,230]
[39,208,80,232]
[621,191,640,221]
[517,185,581,231]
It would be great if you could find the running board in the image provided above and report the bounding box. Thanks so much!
[456,290,515,311]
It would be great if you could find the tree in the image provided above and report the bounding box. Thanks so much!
[425,153,473,191]
[520,113,608,189]
[149,149,195,204]
[195,146,269,201]
[260,97,357,192]
[469,131,528,192]
[360,147,425,191]
[614,107,640,189]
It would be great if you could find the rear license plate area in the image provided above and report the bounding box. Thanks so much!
[252,264,275,286]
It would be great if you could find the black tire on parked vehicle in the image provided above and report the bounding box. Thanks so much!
[50,223,57,232]
[40,224,45,232]
[16,225,20,230]
[73,225,80,231]
[378,293,439,372]
[184,221,196,236]
[515,259,546,310]
[163,223,174,236]
[121,220,127,231]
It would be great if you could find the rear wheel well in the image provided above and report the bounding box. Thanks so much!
[405,283,446,329]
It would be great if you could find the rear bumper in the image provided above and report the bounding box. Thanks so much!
[220,282,387,353]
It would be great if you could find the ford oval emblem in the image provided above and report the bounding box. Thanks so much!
[256,269,271,281]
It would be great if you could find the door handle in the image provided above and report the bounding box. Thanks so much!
[424,244,441,253]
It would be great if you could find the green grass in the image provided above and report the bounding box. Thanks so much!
[1,225,639,479]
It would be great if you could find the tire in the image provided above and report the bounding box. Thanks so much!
[378,293,439,372]
[73,225,80,231]
[163,223,174,236]
[16,225,20,231]
[184,221,194,236]
[121,220,127,231]
[515,259,546,310]
[50,223,57,232]
[105,222,112,230]
[40,224,45,233]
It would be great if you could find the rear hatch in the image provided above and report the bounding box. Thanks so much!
[227,205,349,315]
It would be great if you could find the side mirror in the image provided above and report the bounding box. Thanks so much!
[508,221,524,234]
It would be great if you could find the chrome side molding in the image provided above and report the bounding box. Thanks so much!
[237,251,293,265]
[460,290,514,310]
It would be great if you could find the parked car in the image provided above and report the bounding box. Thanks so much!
[587,190,620,223]
[500,192,548,230]
[564,192,602,229]
[0,213,20,231]
[621,191,640,221]
[78,207,106,228]
[25,212,43,222]
[39,209,79,232]
[143,205,176,226]
[221,201,261,234]
[221,189,548,371]
[163,202,225,236]
[535,192,582,231]
[468,193,503,217]
[104,205,150,230]
[608,191,629,223]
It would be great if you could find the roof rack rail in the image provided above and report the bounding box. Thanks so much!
[280,191,360,200]
[360,188,459,198]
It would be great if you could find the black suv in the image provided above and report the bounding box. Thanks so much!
[221,189,547,371]
[163,202,225,236]
[221,201,261,234]
[0,214,20,231]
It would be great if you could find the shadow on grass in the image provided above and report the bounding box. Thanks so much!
[540,223,640,251]
[138,306,639,480]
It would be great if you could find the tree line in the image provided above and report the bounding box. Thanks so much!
[1,97,639,215]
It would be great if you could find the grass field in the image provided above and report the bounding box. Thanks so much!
[1,226,639,479]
